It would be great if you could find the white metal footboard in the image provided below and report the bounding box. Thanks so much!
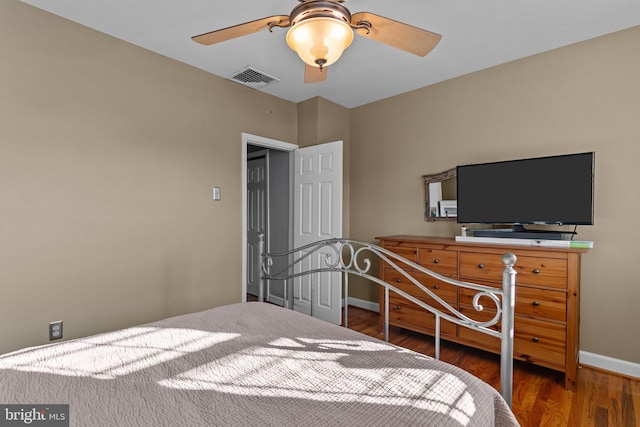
[257,234,517,407]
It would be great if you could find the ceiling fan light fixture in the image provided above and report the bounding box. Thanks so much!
[286,17,353,68]
[192,0,443,83]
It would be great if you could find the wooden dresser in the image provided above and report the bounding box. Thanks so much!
[376,235,589,390]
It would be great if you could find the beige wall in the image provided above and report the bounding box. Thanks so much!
[297,97,351,237]
[0,1,297,354]
[3,0,639,366]
[350,26,640,363]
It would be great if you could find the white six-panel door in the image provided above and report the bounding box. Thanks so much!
[293,141,343,324]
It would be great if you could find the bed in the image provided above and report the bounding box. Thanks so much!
[0,237,519,426]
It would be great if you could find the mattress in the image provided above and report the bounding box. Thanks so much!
[0,302,519,426]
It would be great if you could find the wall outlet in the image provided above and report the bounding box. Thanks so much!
[49,320,63,341]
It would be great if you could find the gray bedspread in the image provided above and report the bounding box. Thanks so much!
[0,302,519,426]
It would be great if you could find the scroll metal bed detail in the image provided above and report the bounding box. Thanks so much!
[257,234,517,407]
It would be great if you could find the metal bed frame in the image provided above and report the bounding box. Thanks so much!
[257,234,517,407]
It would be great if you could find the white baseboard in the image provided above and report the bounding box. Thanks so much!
[346,297,380,313]
[580,351,640,379]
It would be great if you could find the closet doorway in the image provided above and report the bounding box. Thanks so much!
[246,145,291,306]
[242,133,297,307]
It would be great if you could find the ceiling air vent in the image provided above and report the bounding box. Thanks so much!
[228,66,279,89]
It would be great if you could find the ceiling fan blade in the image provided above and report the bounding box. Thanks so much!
[192,15,290,45]
[351,12,441,57]
[304,64,327,84]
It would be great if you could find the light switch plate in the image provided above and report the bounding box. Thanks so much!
[212,187,221,201]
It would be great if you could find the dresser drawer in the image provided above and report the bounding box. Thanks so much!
[459,286,567,322]
[417,248,457,277]
[515,287,567,322]
[515,317,566,368]
[457,305,502,353]
[385,268,457,307]
[381,244,418,263]
[387,295,456,336]
[381,246,418,271]
[458,306,566,368]
[460,252,568,288]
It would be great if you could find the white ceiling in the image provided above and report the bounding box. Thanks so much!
[21,0,640,108]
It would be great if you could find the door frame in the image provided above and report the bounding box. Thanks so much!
[241,133,297,302]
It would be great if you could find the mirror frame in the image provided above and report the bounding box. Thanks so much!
[423,167,457,222]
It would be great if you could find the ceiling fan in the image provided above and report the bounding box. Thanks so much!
[192,0,442,84]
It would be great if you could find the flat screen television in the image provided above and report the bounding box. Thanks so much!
[456,152,594,227]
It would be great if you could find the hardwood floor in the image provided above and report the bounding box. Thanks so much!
[344,305,640,427]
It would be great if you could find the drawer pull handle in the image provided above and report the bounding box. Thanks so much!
[394,305,401,311]
[532,337,540,343]
[478,264,484,269]
[532,301,540,307]
[433,259,439,264]
[395,278,402,283]
[533,269,540,274]
[433,285,439,290]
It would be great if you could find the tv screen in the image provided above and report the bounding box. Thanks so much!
[457,152,594,225]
